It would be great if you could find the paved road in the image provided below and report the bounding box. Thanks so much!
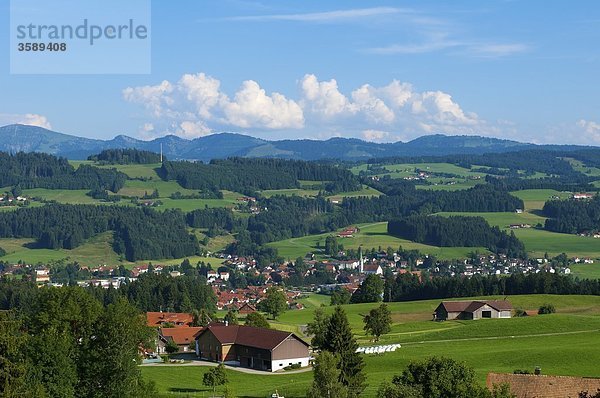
[140,360,312,375]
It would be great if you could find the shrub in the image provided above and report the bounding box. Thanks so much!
[538,304,556,315]
[514,309,528,317]
[284,363,302,370]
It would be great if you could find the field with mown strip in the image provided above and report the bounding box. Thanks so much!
[267,222,487,260]
[143,294,600,397]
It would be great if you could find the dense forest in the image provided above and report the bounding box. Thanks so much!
[159,157,361,194]
[88,148,163,164]
[485,174,595,192]
[0,205,198,261]
[387,215,526,257]
[543,195,600,234]
[0,282,157,397]
[0,152,126,192]
[0,272,218,397]
[342,184,523,221]
[383,271,600,302]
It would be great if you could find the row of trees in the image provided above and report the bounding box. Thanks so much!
[88,148,163,164]
[383,272,600,303]
[387,215,526,258]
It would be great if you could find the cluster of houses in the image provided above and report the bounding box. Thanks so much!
[0,194,27,206]
[212,285,303,311]
[432,254,584,278]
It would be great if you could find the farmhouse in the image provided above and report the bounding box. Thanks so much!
[573,193,593,200]
[434,300,512,321]
[195,325,310,372]
[157,326,204,354]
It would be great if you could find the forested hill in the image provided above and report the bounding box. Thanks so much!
[87,148,163,164]
[4,123,595,161]
[159,157,361,194]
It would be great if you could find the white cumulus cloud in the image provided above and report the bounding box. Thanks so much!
[124,73,303,138]
[123,72,489,141]
[0,113,52,129]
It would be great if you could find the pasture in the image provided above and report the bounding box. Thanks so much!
[142,294,600,398]
[267,222,488,260]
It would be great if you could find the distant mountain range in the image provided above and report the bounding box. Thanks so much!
[0,124,592,161]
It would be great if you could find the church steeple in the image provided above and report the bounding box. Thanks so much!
[359,246,364,273]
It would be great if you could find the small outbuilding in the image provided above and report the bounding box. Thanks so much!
[433,300,512,321]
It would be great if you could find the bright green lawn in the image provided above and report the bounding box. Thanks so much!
[267,222,487,260]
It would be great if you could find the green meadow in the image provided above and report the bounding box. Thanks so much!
[142,294,600,398]
[268,222,488,260]
[435,210,600,260]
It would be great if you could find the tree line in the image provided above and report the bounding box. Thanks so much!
[0,151,127,192]
[387,215,526,258]
[382,272,600,303]
[88,148,163,164]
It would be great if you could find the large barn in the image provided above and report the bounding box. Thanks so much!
[434,300,513,321]
[195,325,310,372]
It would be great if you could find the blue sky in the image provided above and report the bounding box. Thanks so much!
[1,0,599,144]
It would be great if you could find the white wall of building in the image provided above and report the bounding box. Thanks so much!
[271,357,310,372]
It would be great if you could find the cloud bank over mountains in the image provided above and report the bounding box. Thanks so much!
[122,72,485,141]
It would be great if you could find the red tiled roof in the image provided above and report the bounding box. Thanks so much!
[147,312,193,328]
[160,327,204,345]
[197,325,308,350]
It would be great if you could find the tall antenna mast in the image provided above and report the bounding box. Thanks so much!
[160,143,163,163]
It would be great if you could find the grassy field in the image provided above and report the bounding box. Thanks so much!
[23,188,101,204]
[268,222,488,260]
[510,189,572,211]
[0,232,227,268]
[351,162,485,178]
[327,185,382,202]
[71,161,163,180]
[435,210,600,260]
[261,188,322,198]
[0,232,127,266]
[143,294,600,397]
